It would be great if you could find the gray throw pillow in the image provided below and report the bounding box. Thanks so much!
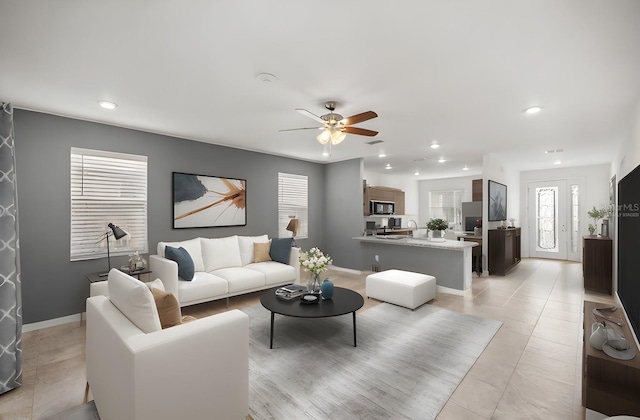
[165,246,195,281]
[270,238,293,264]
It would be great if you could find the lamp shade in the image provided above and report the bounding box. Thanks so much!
[317,129,331,145]
[108,223,127,240]
[286,218,299,237]
[331,130,346,145]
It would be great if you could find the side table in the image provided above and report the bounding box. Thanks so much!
[86,268,152,284]
[86,268,152,297]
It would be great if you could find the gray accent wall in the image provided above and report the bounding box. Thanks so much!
[14,110,326,324]
[323,158,364,270]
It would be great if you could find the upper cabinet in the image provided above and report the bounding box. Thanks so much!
[363,186,405,215]
[472,179,483,202]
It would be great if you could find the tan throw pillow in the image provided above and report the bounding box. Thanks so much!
[150,288,182,329]
[254,241,272,263]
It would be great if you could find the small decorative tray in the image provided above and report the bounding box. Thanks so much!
[300,293,320,304]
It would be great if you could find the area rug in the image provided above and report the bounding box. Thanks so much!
[244,302,502,420]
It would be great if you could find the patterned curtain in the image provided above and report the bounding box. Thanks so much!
[0,102,22,394]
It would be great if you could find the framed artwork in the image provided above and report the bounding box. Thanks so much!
[172,172,246,229]
[488,180,507,221]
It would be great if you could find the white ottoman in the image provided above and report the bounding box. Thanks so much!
[366,269,436,310]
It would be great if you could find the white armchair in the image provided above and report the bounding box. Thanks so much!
[86,293,249,420]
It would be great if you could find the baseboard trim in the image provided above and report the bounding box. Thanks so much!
[23,313,82,333]
[328,265,362,275]
[436,285,470,296]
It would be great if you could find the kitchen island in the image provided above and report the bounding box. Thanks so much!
[353,236,478,293]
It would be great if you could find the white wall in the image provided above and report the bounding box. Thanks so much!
[616,99,640,180]
[519,164,610,258]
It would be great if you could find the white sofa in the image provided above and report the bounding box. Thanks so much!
[86,269,249,420]
[149,235,300,307]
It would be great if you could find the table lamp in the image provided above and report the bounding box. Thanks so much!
[98,223,128,276]
[286,218,299,246]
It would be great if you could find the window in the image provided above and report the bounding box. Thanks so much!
[428,190,463,230]
[571,184,580,253]
[278,172,308,239]
[70,148,148,261]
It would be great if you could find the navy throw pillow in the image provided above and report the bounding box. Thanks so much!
[270,237,293,264]
[165,246,195,281]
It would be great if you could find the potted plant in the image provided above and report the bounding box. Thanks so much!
[587,205,613,236]
[426,218,448,241]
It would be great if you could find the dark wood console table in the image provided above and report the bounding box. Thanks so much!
[488,228,521,275]
[583,236,612,295]
[582,300,640,416]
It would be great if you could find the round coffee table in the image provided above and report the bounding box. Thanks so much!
[260,286,365,349]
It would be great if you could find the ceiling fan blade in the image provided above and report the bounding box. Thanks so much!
[278,127,322,132]
[343,126,378,137]
[342,111,377,126]
[295,108,324,124]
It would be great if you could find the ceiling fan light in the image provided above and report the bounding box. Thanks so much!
[317,129,331,144]
[331,130,346,145]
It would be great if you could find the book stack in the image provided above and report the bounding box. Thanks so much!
[275,284,307,300]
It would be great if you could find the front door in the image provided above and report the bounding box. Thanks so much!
[528,180,568,260]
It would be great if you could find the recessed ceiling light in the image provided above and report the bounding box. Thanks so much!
[385,164,392,170]
[378,153,386,158]
[553,160,562,165]
[438,158,446,163]
[322,151,330,157]
[98,100,117,110]
[430,143,440,149]
[524,106,542,114]
[462,165,469,171]
[414,170,420,176]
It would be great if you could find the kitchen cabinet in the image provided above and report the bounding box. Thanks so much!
[488,228,521,275]
[472,179,483,202]
[583,236,612,294]
[363,186,405,215]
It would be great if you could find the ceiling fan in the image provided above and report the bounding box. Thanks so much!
[280,101,378,145]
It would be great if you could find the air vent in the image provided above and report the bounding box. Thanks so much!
[366,140,384,145]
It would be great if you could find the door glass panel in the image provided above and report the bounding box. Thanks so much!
[571,185,579,253]
[537,187,557,250]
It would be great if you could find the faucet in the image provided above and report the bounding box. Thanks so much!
[407,219,418,237]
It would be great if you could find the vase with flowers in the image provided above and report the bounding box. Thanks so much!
[299,247,333,293]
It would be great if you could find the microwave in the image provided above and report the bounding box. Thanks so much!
[370,201,395,215]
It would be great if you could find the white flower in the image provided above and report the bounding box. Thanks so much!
[299,247,333,276]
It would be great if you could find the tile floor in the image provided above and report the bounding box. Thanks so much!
[0,258,617,419]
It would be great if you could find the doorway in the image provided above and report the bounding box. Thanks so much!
[527,179,580,261]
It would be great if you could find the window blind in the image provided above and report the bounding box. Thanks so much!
[278,172,308,239]
[70,148,148,261]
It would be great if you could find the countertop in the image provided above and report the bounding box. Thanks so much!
[353,236,478,251]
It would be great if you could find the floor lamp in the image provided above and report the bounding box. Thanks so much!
[99,223,128,276]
